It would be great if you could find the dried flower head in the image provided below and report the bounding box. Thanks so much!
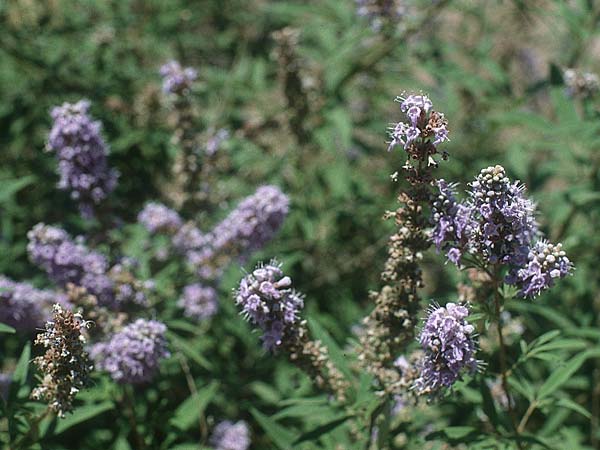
[177,283,218,321]
[414,302,478,395]
[564,68,600,98]
[210,420,251,450]
[31,304,92,417]
[235,261,304,351]
[91,319,169,384]
[47,100,118,218]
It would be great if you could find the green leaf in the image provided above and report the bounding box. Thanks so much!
[556,398,591,419]
[538,349,600,399]
[170,381,219,431]
[293,415,352,445]
[167,331,212,370]
[13,343,31,387]
[250,408,295,450]
[0,176,35,203]
[54,402,114,434]
[443,426,478,439]
[0,322,16,334]
[307,317,352,381]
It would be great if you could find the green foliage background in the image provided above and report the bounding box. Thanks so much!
[1,0,600,448]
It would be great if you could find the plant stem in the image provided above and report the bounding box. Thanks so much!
[177,352,208,441]
[123,386,145,450]
[517,401,537,434]
[492,275,522,448]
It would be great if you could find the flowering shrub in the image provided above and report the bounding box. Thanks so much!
[1,1,599,449]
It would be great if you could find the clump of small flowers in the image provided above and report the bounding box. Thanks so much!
[359,93,450,395]
[414,302,478,395]
[0,276,67,332]
[563,68,600,98]
[235,261,349,400]
[235,260,304,351]
[177,283,218,321]
[47,100,118,218]
[431,165,573,297]
[27,223,115,307]
[210,420,251,450]
[192,185,289,279]
[27,223,152,309]
[159,60,197,95]
[388,94,449,167]
[108,259,154,308]
[515,240,573,298]
[138,202,182,234]
[31,304,93,417]
[90,319,169,384]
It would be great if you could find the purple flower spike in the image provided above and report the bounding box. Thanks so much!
[0,276,68,332]
[177,283,218,321]
[47,100,118,218]
[210,420,251,450]
[516,240,573,298]
[235,261,304,351]
[414,302,478,395]
[138,202,182,234]
[91,319,170,384]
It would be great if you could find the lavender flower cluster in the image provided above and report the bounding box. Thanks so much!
[138,202,182,234]
[27,223,114,306]
[388,94,449,164]
[516,240,572,298]
[27,223,151,309]
[235,261,304,351]
[91,319,169,384]
[0,276,67,332]
[203,185,289,267]
[177,283,218,321]
[210,420,251,450]
[47,100,118,218]
[414,303,478,395]
[160,60,197,95]
[431,165,572,298]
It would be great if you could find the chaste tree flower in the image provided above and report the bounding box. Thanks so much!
[414,303,478,395]
[0,276,68,332]
[47,100,118,218]
[90,319,170,384]
[235,261,304,351]
[388,94,449,167]
[177,283,218,321]
[27,223,151,309]
[159,60,197,95]
[430,165,573,298]
[138,202,183,234]
[210,420,251,450]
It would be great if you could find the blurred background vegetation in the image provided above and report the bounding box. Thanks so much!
[2,0,600,448]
